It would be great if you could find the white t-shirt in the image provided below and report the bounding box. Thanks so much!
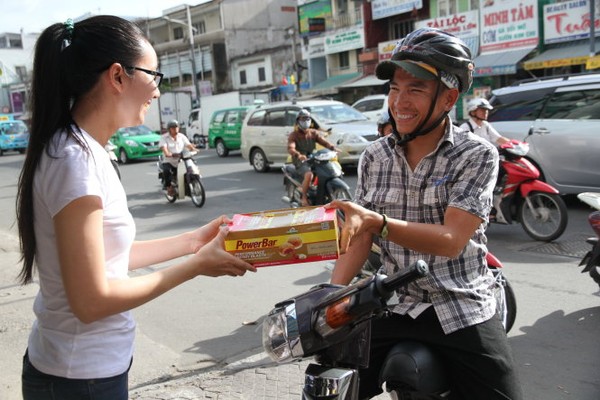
[159,132,191,167]
[29,127,136,379]
[460,118,503,145]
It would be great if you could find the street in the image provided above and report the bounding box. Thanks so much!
[0,150,598,400]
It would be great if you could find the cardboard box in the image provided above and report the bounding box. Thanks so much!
[225,206,340,267]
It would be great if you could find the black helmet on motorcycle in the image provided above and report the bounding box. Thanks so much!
[167,120,179,129]
[376,28,474,93]
[375,28,474,145]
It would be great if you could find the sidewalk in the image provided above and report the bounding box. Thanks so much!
[129,353,310,400]
[129,352,389,400]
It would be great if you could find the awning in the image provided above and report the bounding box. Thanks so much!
[474,47,535,77]
[306,72,362,94]
[340,74,386,88]
[523,40,600,70]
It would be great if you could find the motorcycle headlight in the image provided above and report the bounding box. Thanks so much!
[262,301,304,363]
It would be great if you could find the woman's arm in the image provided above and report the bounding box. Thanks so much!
[128,216,228,270]
[54,196,255,324]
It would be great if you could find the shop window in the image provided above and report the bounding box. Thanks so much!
[339,51,349,70]
[392,20,414,40]
[174,27,184,40]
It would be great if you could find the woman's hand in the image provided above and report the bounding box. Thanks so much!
[187,215,231,254]
[191,225,256,277]
[326,200,382,254]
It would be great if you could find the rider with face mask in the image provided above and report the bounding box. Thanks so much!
[287,109,338,206]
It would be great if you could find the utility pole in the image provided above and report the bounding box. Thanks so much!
[288,27,300,97]
[187,5,201,108]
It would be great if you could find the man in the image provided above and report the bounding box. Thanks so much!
[327,28,522,400]
[460,97,511,146]
[287,109,338,206]
[376,110,393,137]
[159,119,197,195]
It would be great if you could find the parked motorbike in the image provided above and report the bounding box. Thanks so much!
[577,192,600,289]
[281,149,352,207]
[105,140,120,180]
[491,139,568,242]
[157,149,205,207]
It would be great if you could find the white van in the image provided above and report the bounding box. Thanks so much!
[186,108,206,148]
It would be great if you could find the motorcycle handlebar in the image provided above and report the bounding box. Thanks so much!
[379,260,429,295]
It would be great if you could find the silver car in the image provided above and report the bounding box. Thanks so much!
[241,100,377,172]
[488,74,600,195]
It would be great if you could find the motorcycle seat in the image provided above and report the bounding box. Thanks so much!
[379,341,449,396]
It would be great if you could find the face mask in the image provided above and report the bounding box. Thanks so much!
[299,120,311,130]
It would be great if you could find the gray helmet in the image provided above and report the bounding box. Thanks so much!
[377,110,391,127]
[167,120,179,128]
[296,109,311,120]
[467,98,493,112]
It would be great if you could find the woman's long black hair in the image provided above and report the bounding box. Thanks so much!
[16,16,147,284]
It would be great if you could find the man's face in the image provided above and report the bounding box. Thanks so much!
[169,126,178,137]
[387,68,458,135]
[474,107,489,120]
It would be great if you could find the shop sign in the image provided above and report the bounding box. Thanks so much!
[416,10,479,38]
[475,64,517,77]
[324,28,365,54]
[586,55,600,69]
[480,0,538,53]
[378,39,398,62]
[303,36,325,59]
[524,55,590,70]
[544,0,600,44]
[371,0,423,20]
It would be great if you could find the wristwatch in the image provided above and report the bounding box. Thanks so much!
[379,213,388,239]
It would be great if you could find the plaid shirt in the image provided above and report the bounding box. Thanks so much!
[356,120,499,334]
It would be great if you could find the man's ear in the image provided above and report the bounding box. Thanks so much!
[444,88,460,112]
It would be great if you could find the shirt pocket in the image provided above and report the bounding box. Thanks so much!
[422,176,452,222]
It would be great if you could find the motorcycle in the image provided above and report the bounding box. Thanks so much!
[577,192,600,289]
[105,140,121,180]
[157,149,206,207]
[263,257,516,399]
[491,139,568,242]
[281,149,352,207]
[360,240,516,334]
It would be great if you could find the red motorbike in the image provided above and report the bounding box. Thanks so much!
[577,192,600,289]
[490,140,568,241]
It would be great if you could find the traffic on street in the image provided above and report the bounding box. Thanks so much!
[0,150,597,399]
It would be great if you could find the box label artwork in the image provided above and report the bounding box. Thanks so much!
[225,206,340,267]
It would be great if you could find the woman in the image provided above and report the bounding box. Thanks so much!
[16,16,255,399]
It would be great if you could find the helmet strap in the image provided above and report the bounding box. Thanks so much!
[389,80,449,147]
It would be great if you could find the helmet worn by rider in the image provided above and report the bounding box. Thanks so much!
[296,109,312,130]
[374,28,474,145]
[375,27,474,93]
[377,110,391,127]
[467,98,493,113]
[167,119,179,128]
